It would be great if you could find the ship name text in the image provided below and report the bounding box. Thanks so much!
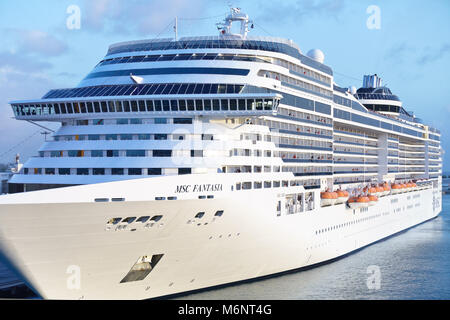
[175,184,223,193]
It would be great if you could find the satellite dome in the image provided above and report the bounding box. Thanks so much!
[307,49,325,64]
[349,86,357,95]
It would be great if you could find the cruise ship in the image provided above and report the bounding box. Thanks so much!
[0,9,443,299]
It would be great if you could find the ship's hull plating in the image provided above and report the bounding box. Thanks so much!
[0,183,442,299]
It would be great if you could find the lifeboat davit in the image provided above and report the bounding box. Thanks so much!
[383,183,391,196]
[357,195,370,208]
[368,195,378,206]
[335,189,349,204]
[321,190,338,206]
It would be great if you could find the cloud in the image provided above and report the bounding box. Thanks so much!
[81,0,208,36]
[0,51,58,163]
[0,51,52,73]
[384,42,416,64]
[417,43,450,65]
[6,29,69,57]
[256,0,347,24]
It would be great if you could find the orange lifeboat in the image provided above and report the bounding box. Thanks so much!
[406,182,413,192]
[376,185,384,197]
[321,189,338,207]
[368,186,378,196]
[347,196,360,209]
[412,182,417,191]
[391,183,402,195]
[335,189,349,204]
[402,183,408,192]
[368,195,378,206]
[357,195,370,208]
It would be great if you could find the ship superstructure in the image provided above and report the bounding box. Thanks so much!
[0,9,442,299]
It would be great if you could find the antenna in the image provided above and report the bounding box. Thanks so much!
[174,17,178,41]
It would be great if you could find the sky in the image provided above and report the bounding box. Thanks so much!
[0,0,449,171]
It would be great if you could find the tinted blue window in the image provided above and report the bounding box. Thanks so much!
[315,102,331,115]
[381,121,392,130]
[162,84,172,94]
[126,150,145,157]
[154,84,165,95]
[153,150,171,157]
[186,84,195,94]
[178,84,188,94]
[83,67,250,80]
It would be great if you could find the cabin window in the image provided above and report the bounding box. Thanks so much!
[93,168,105,175]
[137,216,150,223]
[195,212,205,219]
[122,217,136,224]
[148,168,162,175]
[150,215,162,222]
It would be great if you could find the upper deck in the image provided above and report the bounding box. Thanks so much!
[105,36,333,76]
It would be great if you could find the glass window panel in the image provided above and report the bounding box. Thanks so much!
[115,101,123,112]
[154,100,162,111]
[154,84,165,95]
[195,100,203,111]
[107,101,115,112]
[170,100,178,111]
[123,101,131,112]
[202,83,211,94]
[93,168,105,175]
[157,54,176,61]
[131,100,138,112]
[106,134,118,140]
[178,83,188,94]
[66,103,74,114]
[143,55,159,62]
[210,84,218,94]
[148,168,162,175]
[130,118,142,124]
[221,99,229,111]
[173,54,192,60]
[146,100,154,111]
[212,99,220,111]
[126,150,145,157]
[194,84,203,94]
[186,84,195,94]
[229,99,237,110]
[112,168,124,175]
[226,84,235,93]
[169,84,181,95]
[238,99,246,110]
[217,84,226,93]
[101,101,108,112]
[162,84,172,94]
[162,100,170,111]
[204,99,211,111]
[246,99,255,110]
[138,100,146,112]
[178,100,186,111]
[54,103,61,114]
[93,102,101,113]
[187,100,195,111]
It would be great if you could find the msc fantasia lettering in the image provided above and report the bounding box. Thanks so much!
[175,184,223,193]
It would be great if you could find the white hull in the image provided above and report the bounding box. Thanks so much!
[0,174,442,299]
